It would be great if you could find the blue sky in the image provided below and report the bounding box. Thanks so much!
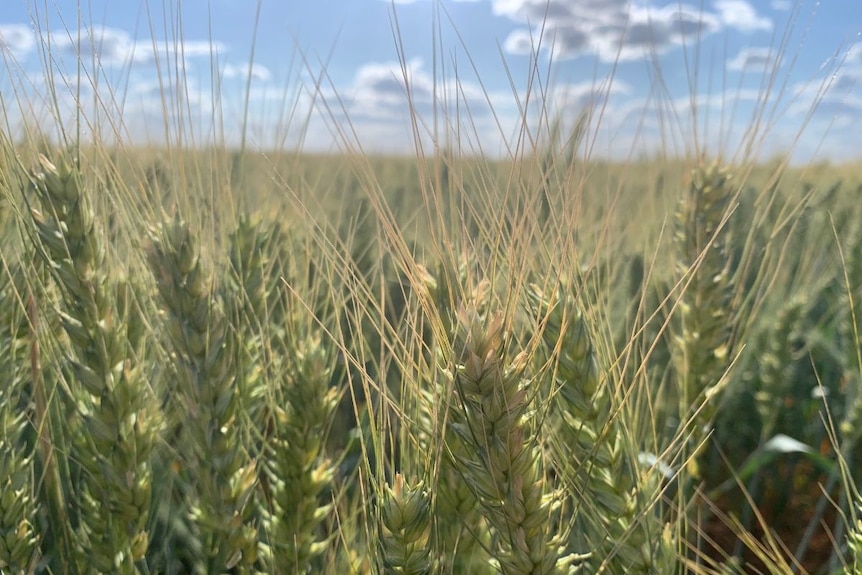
[0,0,859,162]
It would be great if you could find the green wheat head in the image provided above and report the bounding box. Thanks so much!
[146,216,258,573]
[526,281,676,575]
[671,162,737,477]
[751,296,808,440]
[257,332,340,573]
[28,156,159,574]
[378,473,432,575]
[0,264,40,573]
[442,293,577,575]
[416,264,494,574]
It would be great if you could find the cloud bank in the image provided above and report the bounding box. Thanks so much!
[495,0,771,61]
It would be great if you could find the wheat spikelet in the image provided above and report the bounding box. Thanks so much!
[526,282,675,575]
[146,216,258,573]
[443,298,576,575]
[227,214,270,320]
[258,334,339,572]
[222,214,339,571]
[672,162,737,477]
[379,473,432,575]
[223,215,302,430]
[748,297,807,440]
[0,265,40,573]
[28,155,158,574]
[846,495,862,575]
[415,263,494,574]
[836,225,862,449]
[223,215,280,460]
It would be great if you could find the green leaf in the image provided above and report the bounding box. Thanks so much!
[737,434,836,482]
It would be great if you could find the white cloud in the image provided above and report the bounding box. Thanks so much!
[828,70,860,94]
[493,0,629,23]
[48,26,226,68]
[297,57,538,155]
[502,29,537,55]
[337,57,496,122]
[222,62,271,82]
[494,0,771,62]
[764,36,862,159]
[599,4,722,61]
[0,24,35,58]
[387,0,480,3]
[800,69,861,109]
[52,27,141,66]
[349,58,431,118]
[727,47,778,71]
[713,0,772,32]
[847,42,862,66]
[621,92,781,160]
[545,79,630,112]
[308,55,649,158]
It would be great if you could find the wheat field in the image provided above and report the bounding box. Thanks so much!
[1,2,862,575]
